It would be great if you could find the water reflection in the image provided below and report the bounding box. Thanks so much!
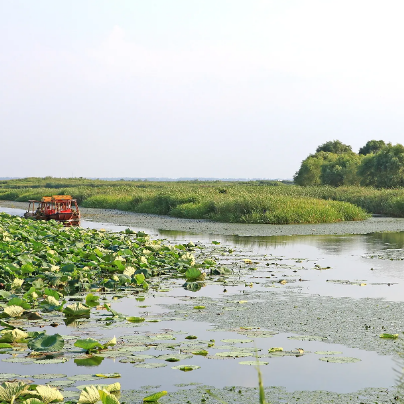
[1,206,404,301]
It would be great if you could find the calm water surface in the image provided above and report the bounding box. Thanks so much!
[1,206,402,394]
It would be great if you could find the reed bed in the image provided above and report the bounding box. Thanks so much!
[0,179,377,224]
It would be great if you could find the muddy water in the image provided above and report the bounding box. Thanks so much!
[1,205,403,397]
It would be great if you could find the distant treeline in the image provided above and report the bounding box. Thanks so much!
[294,140,404,188]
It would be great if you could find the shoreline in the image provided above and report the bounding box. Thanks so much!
[1,200,404,236]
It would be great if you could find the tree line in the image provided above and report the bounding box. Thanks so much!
[294,140,404,188]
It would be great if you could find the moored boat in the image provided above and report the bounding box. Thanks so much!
[24,195,80,226]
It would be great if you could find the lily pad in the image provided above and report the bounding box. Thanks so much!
[133,362,167,369]
[314,351,343,355]
[380,333,399,339]
[74,356,104,367]
[33,374,67,379]
[171,365,200,371]
[28,334,65,352]
[319,356,361,363]
[215,351,251,358]
[239,361,269,366]
[143,390,168,402]
[221,339,253,344]
[158,354,193,362]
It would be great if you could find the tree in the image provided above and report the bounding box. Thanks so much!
[316,140,352,154]
[358,143,404,187]
[294,152,337,186]
[358,140,386,155]
[320,153,362,186]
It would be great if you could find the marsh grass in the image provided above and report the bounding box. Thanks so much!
[5,178,404,224]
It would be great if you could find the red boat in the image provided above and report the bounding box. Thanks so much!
[24,195,80,226]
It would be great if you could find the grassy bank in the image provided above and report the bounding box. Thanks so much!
[0,178,375,224]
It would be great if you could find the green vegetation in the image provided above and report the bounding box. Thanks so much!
[0,178,369,224]
[295,140,404,188]
[0,214,227,403]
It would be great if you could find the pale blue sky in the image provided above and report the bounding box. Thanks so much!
[1,1,404,179]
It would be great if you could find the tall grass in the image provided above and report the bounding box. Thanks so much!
[5,178,403,224]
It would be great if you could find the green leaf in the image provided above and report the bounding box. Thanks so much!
[126,317,145,323]
[319,356,361,363]
[43,288,60,301]
[85,293,99,307]
[192,350,208,356]
[0,381,30,403]
[74,338,103,351]
[134,273,145,285]
[63,302,91,317]
[35,385,64,404]
[74,356,104,367]
[7,297,30,310]
[0,328,29,343]
[171,365,200,371]
[28,334,65,352]
[24,399,45,404]
[184,267,203,282]
[78,386,100,404]
[4,305,24,318]
[94,373,120,379]
[268,347,283,352]
[98,389,120,404]
[143,391,167,402]
[380,333,399,339]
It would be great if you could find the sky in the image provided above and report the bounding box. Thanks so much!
[1,0,404,179]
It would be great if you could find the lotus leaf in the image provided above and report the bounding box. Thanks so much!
[126,317,145,323]
[63,302,91,317]
[380,333,399,339]
[28,334,64,352]
[192,349,208,356]
[43,289,60,300]
[133,363,167,368]
[77,383,120,393]
[0,381,30,404]
[319,356,361,363]
[44,296,60,307]
[314,351,343,355]
[35,385,64,404]
[171,365,200,371]
[0,329,29,343]
[239,361,269,365]
[33,374,67,380]
[74,338,103,352]
[143,391,167,402]
[78,386,100,404]
[11,278,24,289]
[94,373,121,379]
[3,305,24,318]
[35,358,68,364]
[185,268,203,282]
[98,389,120,404]
[7,297,30,309]
[215,351,251,358]
[24,399,44,404]
[158,353,192,361]
[221,339,253,344]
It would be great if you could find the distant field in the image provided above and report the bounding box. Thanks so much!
[4,177,404,224]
